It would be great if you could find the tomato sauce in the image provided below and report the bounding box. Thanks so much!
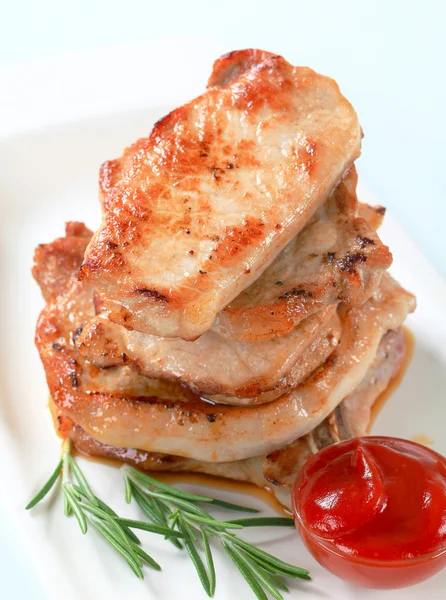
[292,437,446,588]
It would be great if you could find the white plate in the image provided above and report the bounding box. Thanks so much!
[1,46,446,600]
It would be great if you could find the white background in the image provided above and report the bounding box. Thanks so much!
[0,1,445,598]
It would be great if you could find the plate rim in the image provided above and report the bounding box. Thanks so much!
[1,43,446,599]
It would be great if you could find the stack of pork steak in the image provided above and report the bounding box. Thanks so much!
[34,50,415,508]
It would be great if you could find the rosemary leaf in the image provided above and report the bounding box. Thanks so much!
[89,515,144,579]
[71,484,84,498]
[184,512,244,530]
[131,544,162,571]
[63,483,87,534]
[257,565,289,592]
[202,530,216,596]
[132,484,183,549]
[231,544,285,600]
[125,467,212,503]
[116,517,184,538]
[67,454,99,507]
[222,540,268,600]
[240,552,289,577]
[228,535,310,579]
[178,518,211,597]
[62,442,72,517]
[94,496,141,545]
[132,484,165,524]
[149,491,212,518]
[209,498,259,513]
[178,514,198,542]
[63,494,71,517]
[124,474,133,504]
[151,496,168,523]
[126,466,258,513]
[79,501,131,549]
[25,458,62,510]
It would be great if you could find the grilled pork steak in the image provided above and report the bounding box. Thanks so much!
[79,49,362,340]
[54,328,406,509]
[34,226,414,463]
[212,168,392,341]
[75,168,390,403]
[75,306,340,404]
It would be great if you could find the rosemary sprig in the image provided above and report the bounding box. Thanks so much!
[27,445,310,599]
[26,440,182,577]
[123,465,310,599]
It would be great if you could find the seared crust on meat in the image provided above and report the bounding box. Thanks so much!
[358,203,386,230]
[212,168,392,341]
[32,49,415,512]
[33,222,93,302]
[75,306,341,405]
[53,328,406,509]
[34,226,414,463]
[80,49,362,340]
[262,328,406,489]
[77,170,392,398]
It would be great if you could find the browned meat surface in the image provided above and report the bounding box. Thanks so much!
[75,306,340,404]
[34,226,415,462]
[32,49,416,514]
[53,328,406,509]
[33,222,93,302]
[358,203,386,230]
[74,168,389,402]
[79,49,361,340]
[212,168,392,341]
[261,327,406,491]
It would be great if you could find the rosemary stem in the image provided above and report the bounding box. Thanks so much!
[62,438,72,516]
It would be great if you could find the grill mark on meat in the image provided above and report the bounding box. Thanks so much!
[336,252,367,273]
[279,288,313,300]
[69,371,79,388]
[357,235,375,248]
[134,288,169,303]
[211,170,392,342]
[72,326,84,343]
[208,165,226,180]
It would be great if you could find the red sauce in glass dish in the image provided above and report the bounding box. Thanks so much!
[292,437,446,588]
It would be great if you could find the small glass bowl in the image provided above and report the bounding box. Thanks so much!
[292,437,446,589]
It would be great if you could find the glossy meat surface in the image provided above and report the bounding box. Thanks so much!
[80,49,361,340]
[75,166,389,404]
[56,328,406,509]
[76,305,340,404]
[261,327,406,491]
[34,226,415,462]
[212,168,392,341]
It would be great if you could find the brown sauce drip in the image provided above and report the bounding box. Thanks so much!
[147,472,290,516]
[71,446,290,515]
